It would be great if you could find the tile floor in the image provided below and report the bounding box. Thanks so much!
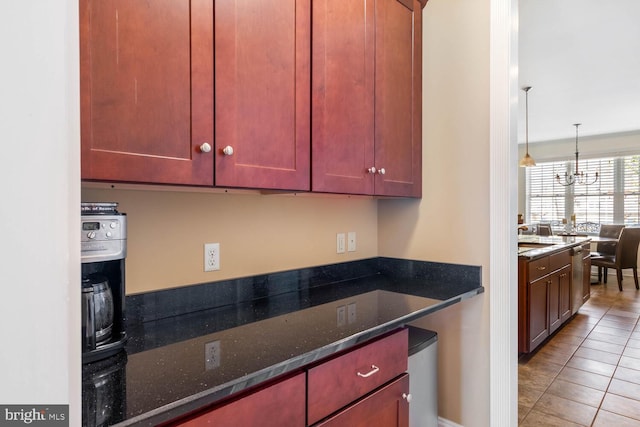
[519,280,640,426]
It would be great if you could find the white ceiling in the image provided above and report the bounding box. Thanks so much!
[518,0,640,143]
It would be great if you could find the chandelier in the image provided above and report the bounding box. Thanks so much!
[519,86,536,167]
[555,123,598,186]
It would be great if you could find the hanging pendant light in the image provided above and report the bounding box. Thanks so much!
[555,123,598,186]
[519,86,536,167]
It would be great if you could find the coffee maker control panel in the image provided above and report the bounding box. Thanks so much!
[81,214,127,263]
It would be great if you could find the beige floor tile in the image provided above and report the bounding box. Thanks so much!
[592,409,640,427]
[519,358,564,379]
[620,356,640,371]
[566,356,617,377]
[599,319,636,331]
[607,378,640,401]
[550,333,585,347]
[573,346,622,365]
[519,409,585,427]
[545,378,605,407]
[600,393,640,421]
[587,331,629,345]
[531,393,597,426]
[592,324,633,337]
[518,403,531,424]
[614,366,640,385]
[519,383,545,408]
[580,338,625,355]
[624,346,640,359]
[627,338,640,349]
[557,366,611,391]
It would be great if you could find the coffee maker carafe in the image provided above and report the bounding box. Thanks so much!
[81,203,127,363]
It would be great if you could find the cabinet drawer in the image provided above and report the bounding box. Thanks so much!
[307,328,408,425]
[175,372,305,426]
[528,256,550,281]
[549,249,570,271]
[314,373,410,427]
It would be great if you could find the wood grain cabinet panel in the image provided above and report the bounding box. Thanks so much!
[174,372,306,427]
[315,374,410,427]
[312,0,422,197]
[307,329,408,425]
[215,0,310,190]
[519,249,574,353]
[80,0,214,185]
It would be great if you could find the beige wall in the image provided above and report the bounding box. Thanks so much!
[379,0,491,425]
[82,186,378,294]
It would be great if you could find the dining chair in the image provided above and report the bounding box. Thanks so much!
[537,224,553,236]
[591,224,625,282]
[591,227,640,291]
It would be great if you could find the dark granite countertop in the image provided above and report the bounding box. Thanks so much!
[82,257,483,426]
[517,235,591,259]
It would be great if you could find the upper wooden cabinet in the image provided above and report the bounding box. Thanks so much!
[214,0,311,191]
[312,0,422,197]
[80,0,214,185]
[81,0,422,196]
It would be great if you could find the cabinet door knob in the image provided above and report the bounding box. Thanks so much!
[222,145,234,156]
[367,167,377,174]
[377,168,386,175]
[356,365,380,378]
[402,393,412,403]
[199,142,212,153]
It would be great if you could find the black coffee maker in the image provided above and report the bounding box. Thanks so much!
[81,202,127,363]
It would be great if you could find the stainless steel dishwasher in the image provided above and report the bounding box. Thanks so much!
[571,245,584,315]
[407,326,438,427]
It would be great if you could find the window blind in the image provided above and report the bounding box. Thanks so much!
[526,154,640,228]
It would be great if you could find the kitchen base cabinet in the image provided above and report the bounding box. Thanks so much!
[582,243,591,304]
[519,249,572,353]
[314,374,410,427]
[173,372,306,426]
[172,329,410,427]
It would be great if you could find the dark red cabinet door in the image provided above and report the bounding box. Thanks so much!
[214,0,311,191]
[80,0,214,185]
[311,0,375,195]
[312,0,421,197]
[174,372,305,427]
[374,0,422,197]
[315,374,410,427]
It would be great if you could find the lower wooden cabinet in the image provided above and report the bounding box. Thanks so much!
[174,372,306,426]
[314,374,410,427]
[170,328,409,427]
[307,329,408,425]
[582,243,591,304]
[519,249,572,353]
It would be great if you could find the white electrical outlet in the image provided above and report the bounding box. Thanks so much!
[204,243,220,272]
[337,233,346,254]
[347,231,356,252]
[204,340,221,370]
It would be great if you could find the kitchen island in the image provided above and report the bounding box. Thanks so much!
[518,235,592,353]
[82,257,483,426]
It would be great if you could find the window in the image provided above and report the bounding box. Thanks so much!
[526,154,640,231]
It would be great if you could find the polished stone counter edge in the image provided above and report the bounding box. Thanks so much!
[518,236,591,260]
[119,286,484,427]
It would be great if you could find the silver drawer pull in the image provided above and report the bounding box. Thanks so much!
[357,365,380,378]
